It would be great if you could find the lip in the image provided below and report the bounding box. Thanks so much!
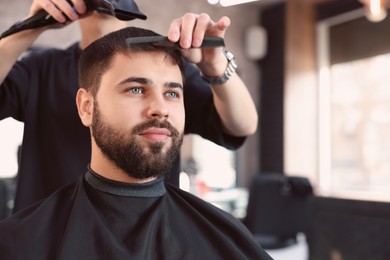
[139,128,171,142]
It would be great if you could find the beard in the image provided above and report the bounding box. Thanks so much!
[91,102,183,180]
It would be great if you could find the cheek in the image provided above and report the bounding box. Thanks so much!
[172,105,185,132]
[105,103,143,128]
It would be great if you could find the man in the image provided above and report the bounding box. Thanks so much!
[0,0,258,213]
[0,26,271,260]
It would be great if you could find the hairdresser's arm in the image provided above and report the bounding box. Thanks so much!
[0,0,86,84]
[167,13,258,136]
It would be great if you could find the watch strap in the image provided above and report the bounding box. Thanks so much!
[202,50,238,85]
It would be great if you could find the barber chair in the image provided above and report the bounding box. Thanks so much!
[242,173,313,249]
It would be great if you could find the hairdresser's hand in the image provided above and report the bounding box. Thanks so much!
[167,13,231,78]
[29,0,87,24]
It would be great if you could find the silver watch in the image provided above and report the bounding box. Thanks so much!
[202,50,238,85]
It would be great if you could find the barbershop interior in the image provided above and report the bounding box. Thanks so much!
[1,0,390,259]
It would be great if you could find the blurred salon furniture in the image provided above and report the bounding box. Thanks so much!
[307,196,390,260]
[0,145,21,220]
[0,178,15,220]
[0,179,8,220]
[242,173,313,249]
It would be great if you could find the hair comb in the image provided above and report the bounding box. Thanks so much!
[126,36,225,49]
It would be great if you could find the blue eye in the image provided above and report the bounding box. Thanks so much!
[166,92,178,98]
[129,87,143,94]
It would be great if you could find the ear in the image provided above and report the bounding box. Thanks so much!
[76,88,94,127]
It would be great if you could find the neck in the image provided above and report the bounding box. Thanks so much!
[79,14,128,50]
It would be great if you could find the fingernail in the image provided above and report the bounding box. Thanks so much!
[193,39,202,47]
[168,32,178,42]
[184,39,191,48]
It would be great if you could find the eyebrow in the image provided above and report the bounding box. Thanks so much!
[117,77,183,89]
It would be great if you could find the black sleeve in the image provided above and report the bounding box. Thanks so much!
[182,61,246,150]
[0,52,36,122]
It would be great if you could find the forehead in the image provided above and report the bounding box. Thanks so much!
[100,51,183,87]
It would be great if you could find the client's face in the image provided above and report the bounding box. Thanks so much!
[91,52,184,180]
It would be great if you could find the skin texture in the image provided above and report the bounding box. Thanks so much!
[77,52,185,183]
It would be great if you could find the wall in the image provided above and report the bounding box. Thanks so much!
[0,0,264,187]
[258,3,285,173]
[284,0,320,183]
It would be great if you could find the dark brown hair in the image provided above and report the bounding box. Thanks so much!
[78,26,184,97]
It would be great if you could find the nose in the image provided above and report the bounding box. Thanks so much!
[146,96,169,119]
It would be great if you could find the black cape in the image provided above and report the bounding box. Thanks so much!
[0,169,272,260]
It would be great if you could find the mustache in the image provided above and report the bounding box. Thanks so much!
[132,119,180,137]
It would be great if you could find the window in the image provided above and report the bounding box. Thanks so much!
[317,8,390,201]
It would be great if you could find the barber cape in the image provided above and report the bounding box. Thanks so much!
[0,169,272,260]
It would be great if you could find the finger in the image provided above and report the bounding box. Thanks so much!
[215,16,231,37]
[191,13,212,48]
[70,0,87,15]
[30,0,66,23]
[200,15,230,39]
[167,17,182,43]
[178,13,199,49]
[52,0,79,21]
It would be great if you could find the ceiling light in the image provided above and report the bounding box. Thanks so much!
[361,0,388,22]
[207,0,219,4]
[218,0,259,7]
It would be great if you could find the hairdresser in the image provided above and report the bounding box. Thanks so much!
[0,0,258,213]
